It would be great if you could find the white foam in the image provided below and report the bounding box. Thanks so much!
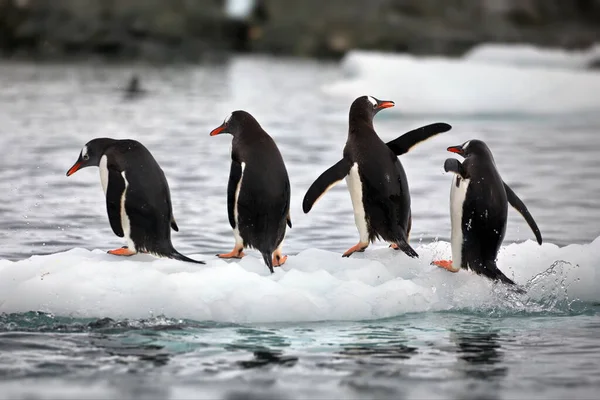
[1,237,598,323]
[463,43,600,70]
[323,49,600,115]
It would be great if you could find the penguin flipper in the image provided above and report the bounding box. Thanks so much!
[504,182,543,245]
[106,168,125,238]
[303,158,352,213]
[227,160,244,229]
[386,123,452,156]
[444,158,467,179]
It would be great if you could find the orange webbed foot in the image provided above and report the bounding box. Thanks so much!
[342,242,368,258]
[389,243,399,250]
[108,246,136,256]
[272,254,288,267]
[431,259,459,273]
[217,248,245,259]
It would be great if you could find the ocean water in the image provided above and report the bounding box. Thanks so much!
[0,50,599,399]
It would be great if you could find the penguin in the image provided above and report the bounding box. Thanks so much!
[210,111,291,273]
[66,138,204,264]
[432,139,543,285]
[303,95,451,258]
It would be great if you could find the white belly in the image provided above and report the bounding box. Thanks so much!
[345,163,369,243]
[232,162,246,246]
[120,171,135,251]
[99,155,109,195]
[450,175,470,268]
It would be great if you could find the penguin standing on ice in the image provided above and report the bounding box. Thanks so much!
[66,138,204,264]
[210,111,291,273]
[303,95,451,258]
[432,139,542,285]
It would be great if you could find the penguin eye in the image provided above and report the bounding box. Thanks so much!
[83,154,90,161]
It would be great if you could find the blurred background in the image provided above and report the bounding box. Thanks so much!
[0,0,599,260]
[1,0,599,62]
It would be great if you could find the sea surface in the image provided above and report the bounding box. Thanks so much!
[0,55,599,399]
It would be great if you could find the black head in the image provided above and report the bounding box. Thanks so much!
[209,110,261,138]
[446,139,493,159]
[66,138,115,176]
[349,95,395,123]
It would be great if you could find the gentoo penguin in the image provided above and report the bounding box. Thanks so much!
[303,95,451,258]
[66,138,204,264]
[432,139,542,285]
[210,111,291,273]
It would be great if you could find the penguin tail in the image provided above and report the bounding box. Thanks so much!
[395,239,419,258]
[261,251,275,274]
[479,260,527,293]
[166,249,206,264]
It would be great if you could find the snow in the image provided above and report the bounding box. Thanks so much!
[463,43,600,70]
[1,237,598,323]
[322,48,600,116]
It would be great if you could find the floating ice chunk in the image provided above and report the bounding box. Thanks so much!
[0,238,598,323]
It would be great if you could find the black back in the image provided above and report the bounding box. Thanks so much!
[103,140,176,254]
[346,97,412,245]
[229,112,291,258]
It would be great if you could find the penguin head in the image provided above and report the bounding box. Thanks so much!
[349,95,395,122]
[447,139,490,158]
[66,138,114,176]
[210,111,260,138]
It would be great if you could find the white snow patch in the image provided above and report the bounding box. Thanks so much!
[323,49,600,115]
[463,43,600,70]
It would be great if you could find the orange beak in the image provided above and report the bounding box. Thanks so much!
[210,124,226,136]
[376,100,395,110]
[66,162,82,177]
[447,146,463,155]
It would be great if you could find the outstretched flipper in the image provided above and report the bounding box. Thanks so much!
[303,158,352,213]
[106,168,126,238]
[386,123,452,156]
[444,158,467,179]
[504,182,543,245]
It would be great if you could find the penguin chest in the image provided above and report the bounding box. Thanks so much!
[345,163,369,243]
[232,162,246,244]
[119,172,132,244]
[99,155,109,194]
[450,175,470,268]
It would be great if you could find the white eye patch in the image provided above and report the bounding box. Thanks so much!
[81,145,89,159]
[367,96,377,106]
[224,113,232,124]
[462,140,471,150]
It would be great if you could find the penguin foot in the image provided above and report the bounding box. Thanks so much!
[108,247,136,256]
[272,254,288,267]
[432,259,460,273]
[217,248,246,259]
[342,242,369,257]
[389,243,399,250]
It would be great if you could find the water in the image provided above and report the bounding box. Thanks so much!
[0,55,599,399]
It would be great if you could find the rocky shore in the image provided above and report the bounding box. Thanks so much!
[1,0,599,62]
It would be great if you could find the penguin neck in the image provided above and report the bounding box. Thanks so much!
[348,115,375,137]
